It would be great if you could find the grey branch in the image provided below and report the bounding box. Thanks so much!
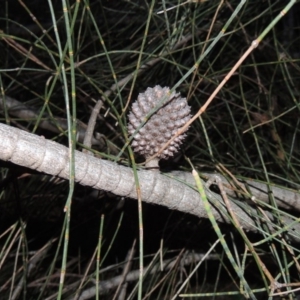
[0,123,299,243]
[173,172,300,212]
[78,251,220,300]
[0,95,106,148]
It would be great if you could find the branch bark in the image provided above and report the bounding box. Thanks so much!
[0,95,106,148]
[0,123,299,242]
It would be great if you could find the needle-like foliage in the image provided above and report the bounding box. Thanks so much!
[0,0,300,299]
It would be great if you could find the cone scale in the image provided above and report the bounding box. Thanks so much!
[128,85,191,167]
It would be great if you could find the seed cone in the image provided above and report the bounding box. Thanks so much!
[128,85,191,160]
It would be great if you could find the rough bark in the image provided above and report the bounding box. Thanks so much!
[0,123,299,242]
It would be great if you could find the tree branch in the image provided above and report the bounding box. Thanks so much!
[0,123,299,242]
